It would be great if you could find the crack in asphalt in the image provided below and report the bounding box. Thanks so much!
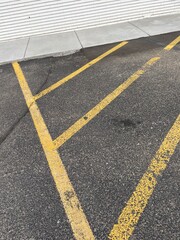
[0,109,29,147]
[0,61,55,147]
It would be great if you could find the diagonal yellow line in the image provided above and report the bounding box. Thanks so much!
[109,114,180,240]
[53,57,159,149]
[12,35,179,240]
[53,35,180,150]
[33,41,128,100]
[164,36,180,51]
[12,62,95,240]
[108,35,180,240]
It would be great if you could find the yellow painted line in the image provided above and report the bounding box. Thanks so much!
[109,114,180,240]
[33,41,128,100]
[12,62,95,240]
[53,57,160,149]
[164,36,180,51]
[53,35,180,150]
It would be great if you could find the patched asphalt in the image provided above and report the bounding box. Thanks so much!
[0,32,180,240]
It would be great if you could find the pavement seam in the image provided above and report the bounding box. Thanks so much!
[129,22,150,37]
[75,31,83,48]
[23,37,30,58]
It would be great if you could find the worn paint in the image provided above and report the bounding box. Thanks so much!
[109,114,180,240]
[12,62,95,240]
[108,35,180,240]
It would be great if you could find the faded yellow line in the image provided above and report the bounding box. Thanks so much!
[33,41,128,100]
[164,36,180,51]
[53,57,160,149]
[12,62,95,240]
[109,114,180,240]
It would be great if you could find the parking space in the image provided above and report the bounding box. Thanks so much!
[0,32,180,240]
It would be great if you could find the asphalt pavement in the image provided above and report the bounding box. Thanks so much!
[0,32,180,240]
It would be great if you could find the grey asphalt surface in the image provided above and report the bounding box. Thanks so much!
[0,32,180,240]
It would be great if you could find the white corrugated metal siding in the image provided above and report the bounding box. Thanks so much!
[0,0,180,41]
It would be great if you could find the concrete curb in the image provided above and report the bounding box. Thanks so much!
[0,14,180,65]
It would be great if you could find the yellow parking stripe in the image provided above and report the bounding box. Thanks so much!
[53,36,180,150]
[164,36,180,50]
[109,114,180,240]
[12,62,95,240]
[12,35,179,240]
[33,41,128,100]
[53,57,159,149]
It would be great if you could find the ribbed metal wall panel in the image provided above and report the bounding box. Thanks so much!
[0,0,180,41]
